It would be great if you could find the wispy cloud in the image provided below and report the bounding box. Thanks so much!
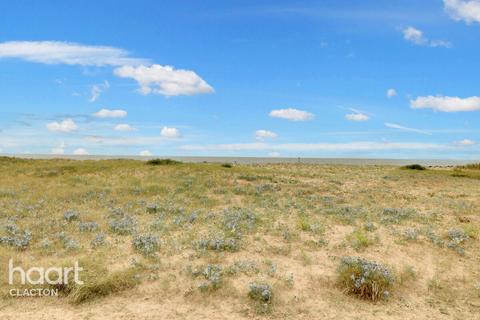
[384,122,432,135]
[0,41,148,66]
[89,81,110,102]
[180,141,450,152]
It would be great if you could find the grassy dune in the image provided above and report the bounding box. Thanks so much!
[0,157,479,319]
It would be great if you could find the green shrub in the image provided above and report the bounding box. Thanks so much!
[337,256,394,301]
[401,164,426,170]
[146,158,181,165]
[221,163,233,168]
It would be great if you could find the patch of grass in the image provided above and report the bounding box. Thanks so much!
[221,163,233,168]
[337,256,394,301]
[146,158,181,165]
[69,267,141,304]
[347,230,375,251]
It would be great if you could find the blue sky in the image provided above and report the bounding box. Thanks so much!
[0,0,479,158]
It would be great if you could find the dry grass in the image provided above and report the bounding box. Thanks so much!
[0,157,478,319]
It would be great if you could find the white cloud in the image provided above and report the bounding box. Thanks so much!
[402,27,452,48]
[345,112,369,122]
[139,150,153,156]
[269,108,314,121]
[403,26,427,45]
[384,122,431,135]
[255,130,278,140]
[47,119,77,132]
[114,124,136,132]
[0,41,147,66]
[93,108,127,118]
[387,88,397,98]
[180,142,449,152]
[51,147,65,155]
[114,64,214,96]
[89,80,110,102]
[160,127,181,139]
[268,152,281,157]
[456,139,476,146]
[73,148,89,155]
[410,96,480,112]
[444,0,480,24]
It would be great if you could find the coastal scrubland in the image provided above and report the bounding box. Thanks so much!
[0,157,479,319]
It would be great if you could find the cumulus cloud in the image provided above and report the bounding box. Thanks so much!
[402,27,452,48]
[93,108,127,118]
[456,139,476,146]
[410,96,480,112]
[385,122,431,135]
[114,124,136,132]
[387,88,397,98]
[160,126,181,139]
[139,150,153,156]
[114,64,214,96]
[89,80,110,102]
[0,41,148,66]
[269,108,314,121]
[255,130,278,140]
[444,0,480,24]
[345,112,369,122]
[47,119,77,132]
[73,148,89,155]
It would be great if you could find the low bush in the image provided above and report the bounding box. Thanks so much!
[337,256,394,301]
[401,164,426,170]
[132,234,160,256]
[146,158,181,165]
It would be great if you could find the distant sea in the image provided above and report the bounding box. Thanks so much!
[2,154,478,166]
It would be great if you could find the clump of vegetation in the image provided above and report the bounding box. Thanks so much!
[226,260,259,276]
[380,208,416,224]
[446,228,469,255]
[132,234,160,256]
[78,221,99,232]
[337,256,394,301]
[146,203,160,214]
[195,233,239,252]
[403,228,419,241]
[248,282,273,303]
[91,233,107,248]
[146,158,181,165]
[221,163,233,168]
[326,206,365,224]
[69,267,141,304]
[347,230,375,251]
[459,163,480,170]
[0,223,32,250]
[64,210,80,222]
[401,164,426,170]
[197,264,223,291]
[109,216,136,235]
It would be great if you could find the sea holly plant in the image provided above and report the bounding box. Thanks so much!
[337,256,395,301]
